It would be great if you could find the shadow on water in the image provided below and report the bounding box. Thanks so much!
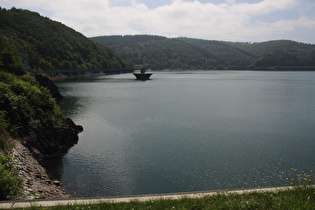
[42,96,81,180]
[58,95,83,117]
[44,156,64,180]
[43,93,83,180]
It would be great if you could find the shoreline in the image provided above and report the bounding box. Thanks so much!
[11,140,71,200]
[48,72,102,81]
[48,72,125,81]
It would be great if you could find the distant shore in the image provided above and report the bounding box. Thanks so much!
[48,72,106,81]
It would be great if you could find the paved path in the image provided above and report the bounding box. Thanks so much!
[0,186,294,209]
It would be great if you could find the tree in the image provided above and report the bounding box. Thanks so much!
[0,8,132,72]
[0,35,24,75]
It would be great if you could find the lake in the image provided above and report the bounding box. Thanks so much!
[53,71,315,197]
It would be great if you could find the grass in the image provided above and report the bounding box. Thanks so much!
[19,186,315,210]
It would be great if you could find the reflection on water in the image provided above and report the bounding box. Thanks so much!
[54,71,315,197]
[44,156,64,180]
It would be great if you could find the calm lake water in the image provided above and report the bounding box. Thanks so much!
[54,71,315,197]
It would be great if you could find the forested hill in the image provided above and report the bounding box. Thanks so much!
[91,35,315,70]
[0,8,132,71]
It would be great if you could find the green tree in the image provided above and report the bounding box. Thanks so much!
[0,8,132,71]
[61,60,72,70]
[0,35,24,75]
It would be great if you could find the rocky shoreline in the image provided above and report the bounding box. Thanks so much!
[12,140,71,199]
[22,118,83,166]
[8,75,83,200]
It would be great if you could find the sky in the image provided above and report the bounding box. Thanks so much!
[2,0,315,44]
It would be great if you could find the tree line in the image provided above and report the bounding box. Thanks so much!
[91,35,315,70]
[0,7,133,72]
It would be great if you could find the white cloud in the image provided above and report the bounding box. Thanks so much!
[231,0,296,15]
[2,0,315,43]
[295,16,315,29]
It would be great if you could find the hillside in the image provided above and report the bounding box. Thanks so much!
[0,22,84,200]
[91,35,315,70]
[0,8,132,71]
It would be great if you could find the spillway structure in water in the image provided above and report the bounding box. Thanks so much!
[133,69,152,80]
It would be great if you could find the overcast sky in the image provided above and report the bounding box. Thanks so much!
[2,0,315,44]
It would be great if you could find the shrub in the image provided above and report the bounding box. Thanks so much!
[0,110,8,129]
[0,72,64,136]
[0,153,22,200]
[0,130,13,152]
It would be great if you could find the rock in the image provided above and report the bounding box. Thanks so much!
[23,117,83,164]
[12,116,83,199]
[35,174,42,179]
[53,181,61,186]
[35,74,63,101]
[11,141,71,199]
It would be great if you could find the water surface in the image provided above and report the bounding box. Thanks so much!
[54,71,315,197]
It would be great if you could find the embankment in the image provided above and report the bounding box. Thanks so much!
[12,140,71,199]
[1,73,83,200]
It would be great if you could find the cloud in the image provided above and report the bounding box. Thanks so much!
[2,0,315,43]
[117,0,300,40]
[231,0,296,15]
